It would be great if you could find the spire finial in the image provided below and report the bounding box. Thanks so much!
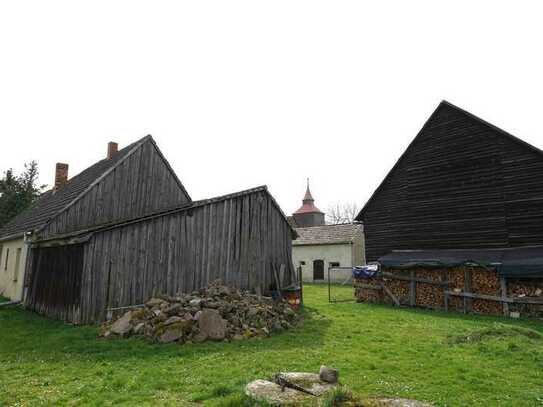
[303,178,314,203]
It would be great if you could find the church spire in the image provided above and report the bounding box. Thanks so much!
[294,178,323,215]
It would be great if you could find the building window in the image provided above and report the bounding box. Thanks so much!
[329,262,340,268]
[299,261,306,266]
[4,248,8,271]
[13,248,21,282]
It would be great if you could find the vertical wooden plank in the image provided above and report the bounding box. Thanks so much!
[463,267,473,313]
[409,270,416,306]
[500,277,509,317]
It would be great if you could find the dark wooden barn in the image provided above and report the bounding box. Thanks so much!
[356,101,543,262]
[3,136,295,323]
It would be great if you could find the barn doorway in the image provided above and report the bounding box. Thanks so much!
[313,259,324,280]
[26,244,85,321]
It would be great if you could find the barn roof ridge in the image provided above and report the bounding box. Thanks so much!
[355,100,543,221]
[0,134,190,240]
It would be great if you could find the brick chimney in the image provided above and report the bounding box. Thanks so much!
[54,163,69,191]
[107,142,118,159]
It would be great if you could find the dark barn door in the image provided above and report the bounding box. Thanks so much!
[27,244,85,321]
[313,259,324,280]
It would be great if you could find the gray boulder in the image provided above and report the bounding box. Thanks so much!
[110,311,133,335]
[198,309,227,340]
[158,320,192,343]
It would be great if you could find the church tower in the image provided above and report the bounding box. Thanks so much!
[292,180,325,227]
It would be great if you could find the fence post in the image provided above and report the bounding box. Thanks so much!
[298,266,304,308]
[328,265,331,303]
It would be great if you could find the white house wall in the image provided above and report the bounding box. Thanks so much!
[0,237,27,301]
[293,243,354,283]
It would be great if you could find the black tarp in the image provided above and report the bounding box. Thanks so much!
[378,246,543,278]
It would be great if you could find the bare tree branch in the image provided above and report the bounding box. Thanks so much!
[326,202,360,224]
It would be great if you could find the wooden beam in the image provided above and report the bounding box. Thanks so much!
[356,283,383,290]
[382,284,401,306]
[444,290,543,304]
[381,271,448,286]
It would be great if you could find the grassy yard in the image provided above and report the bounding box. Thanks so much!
[1,285,543,406]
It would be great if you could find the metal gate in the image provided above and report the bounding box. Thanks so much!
[327,265,355,303]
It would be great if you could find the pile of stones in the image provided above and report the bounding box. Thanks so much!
[99,281,301,344]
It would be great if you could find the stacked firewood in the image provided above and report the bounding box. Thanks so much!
[471,268,502,315]
[354,265,543,318]
[384,277,409,305]
[508,279,543,298]
[415,269,444,309]
[508,279,543,318]
[447,268,466,312]
[354,278,382,303]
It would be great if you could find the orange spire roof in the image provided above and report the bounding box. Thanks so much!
[294,179,323,215]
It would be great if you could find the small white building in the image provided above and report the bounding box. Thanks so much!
[289,183,365,283]
[293,223,365,283]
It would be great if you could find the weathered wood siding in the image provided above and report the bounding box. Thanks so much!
[27,188,295,324]
[359,102,543,262]
[40,139,190,238]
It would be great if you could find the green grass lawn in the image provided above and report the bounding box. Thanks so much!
[1,285,543,406]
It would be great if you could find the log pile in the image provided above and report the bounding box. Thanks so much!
[415,269,444,309]
[354,283,382,303]
[99,281,301,344]
[354,266,543,318]
[385,278,409,305]
[508,279,543,317]
[447,268,466,312]
[472,268,502,315]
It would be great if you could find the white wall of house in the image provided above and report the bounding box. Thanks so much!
[293,243,355,283]
[0,237,27,301]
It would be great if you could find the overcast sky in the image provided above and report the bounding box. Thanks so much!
[1,1,543,215]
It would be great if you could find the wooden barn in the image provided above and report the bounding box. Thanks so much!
[354,101,543,317]
[1,136,295,323]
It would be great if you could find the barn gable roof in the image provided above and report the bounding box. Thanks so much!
[0,135,190,240]
[355,100,543,221]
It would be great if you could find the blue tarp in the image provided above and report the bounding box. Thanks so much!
[353,264,379,279]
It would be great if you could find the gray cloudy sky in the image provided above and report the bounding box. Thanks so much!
[1,1,542,215]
